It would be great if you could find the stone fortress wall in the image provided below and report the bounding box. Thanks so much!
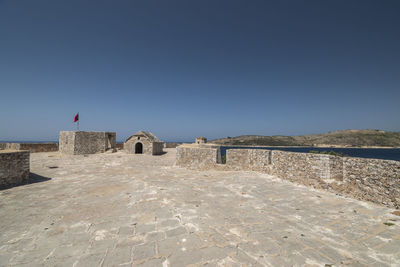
[164,142,182,148]
[175,144,400,208]
[176,144,222,170]
[0,143,58,153]
[0,150,30,188]
[59,131,116,155]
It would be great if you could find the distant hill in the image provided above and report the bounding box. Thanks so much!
[211,130,400,148]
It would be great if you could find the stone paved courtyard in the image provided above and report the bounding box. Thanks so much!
[1,149,399,266]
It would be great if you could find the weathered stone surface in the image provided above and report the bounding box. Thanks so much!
[0,150,29,187]
[0,143,58,153]
[124,131,163,155]
[164,142,182,148]
[342,157,400,208]
[226,149,271,172]
[176,146,400,208]
[59,131,116,155]
[195,136,207,144]
[0,149,399,266]
[175,144,222,170]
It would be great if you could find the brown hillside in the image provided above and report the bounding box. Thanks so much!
[211,130,400,147]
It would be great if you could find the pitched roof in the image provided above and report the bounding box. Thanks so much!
[125,131,162,143]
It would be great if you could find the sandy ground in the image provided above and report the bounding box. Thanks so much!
[0,148,399,266]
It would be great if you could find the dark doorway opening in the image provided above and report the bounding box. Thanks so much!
[135,142,143,154]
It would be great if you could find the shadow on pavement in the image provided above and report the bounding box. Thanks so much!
[0,173,52,191]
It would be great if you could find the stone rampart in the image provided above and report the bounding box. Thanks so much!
[342,157,400,207]
[116,143,124,150]
[271,150,334,188]
[226,149,271,172]
[175,144,221,170]
[165,142,182,148]
[0,150,30,187]
[74,131,108,154]
[0,143,58,153]
[59,131,116,155]
[175,146,400,208]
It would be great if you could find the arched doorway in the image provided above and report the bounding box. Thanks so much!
[135,142,143,154]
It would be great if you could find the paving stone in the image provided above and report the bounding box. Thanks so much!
[103,246,132,267]
[75,253,104,267]
[166,226,187,237]
[136,257,165,266]
[0,149,399,266]
[132,242,155,261]
[87,239,116,255]
[136,224,156,235]
[119,226,134,236]
[377,239,400,254]
[159,218,181,229]
[168,249,203,266]
[158,237,182,256]
[146,231,165,242]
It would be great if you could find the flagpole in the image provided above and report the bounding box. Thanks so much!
[78,112,80,131]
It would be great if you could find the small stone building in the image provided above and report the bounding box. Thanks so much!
[195,136,207,144]
[124,131,163,155]
[0,150,30,187]
[59,131,116,155]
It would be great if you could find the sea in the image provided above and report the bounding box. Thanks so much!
[220,146,400,162]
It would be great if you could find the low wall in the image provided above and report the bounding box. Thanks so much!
[165,143,182,148]
[0,143,58,153]
[0,150,30,188]
[271,150,334,188]
[342,157,400,207]
[175,145,221,170]
[116,143,124,150]
[175,146,400,208]
[226,149,271,172]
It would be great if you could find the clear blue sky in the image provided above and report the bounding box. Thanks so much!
[0,0,399,142]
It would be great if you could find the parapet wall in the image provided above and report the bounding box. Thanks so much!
[175,146,400,208]
[175,145,221,170]
[0,150,30,187]
[271,150,334,188]
[342,157,400,207]
[226,149,271,172]
[0,143,58,153]
[116,143,124,150]
[165,142,182,148]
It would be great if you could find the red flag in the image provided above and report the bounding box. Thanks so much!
[74,113,79,122]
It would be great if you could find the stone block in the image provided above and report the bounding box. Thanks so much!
[59,131,116,155]
[0,150,30,187]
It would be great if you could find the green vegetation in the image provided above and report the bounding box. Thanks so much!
[231,136,298,146]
